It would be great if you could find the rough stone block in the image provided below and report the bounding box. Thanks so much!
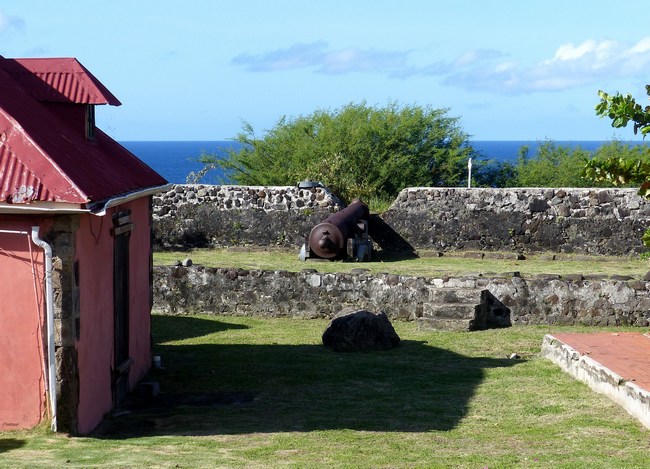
[322,310,400,352]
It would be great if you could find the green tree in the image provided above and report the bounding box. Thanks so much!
[196,101,476,203]
[585,87,650,193]
[471,159,517,188]
[584,86,650,246]
[511,141,593,187]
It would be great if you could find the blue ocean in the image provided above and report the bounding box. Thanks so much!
[121,140,648,184]
[121,141,242,185]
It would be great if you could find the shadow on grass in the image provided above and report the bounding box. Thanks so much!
[0,438,26,453]
[95,315,523,438]
[152,314,249,343]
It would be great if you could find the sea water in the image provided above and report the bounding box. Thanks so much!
[121,141,241,184]
[121,140,647,184]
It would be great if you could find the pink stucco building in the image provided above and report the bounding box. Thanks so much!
[0,56,168,434]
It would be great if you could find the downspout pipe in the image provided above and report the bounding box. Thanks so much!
[31,226,57,432]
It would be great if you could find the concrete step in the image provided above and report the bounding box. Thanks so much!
[416,316,474,332]
[427,287,482,304]
[421,303,477,320]
[418,303,479,331]
[417,287,500,331]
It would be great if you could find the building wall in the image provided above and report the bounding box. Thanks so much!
[75,196,153,434]
[0,218,48,430]
[127,196,154,386]
[75,211,114,434]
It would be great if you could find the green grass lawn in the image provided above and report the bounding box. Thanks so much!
[154,247,650,279]
[2,316,649,468]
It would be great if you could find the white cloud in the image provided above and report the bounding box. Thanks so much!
[553,39,600,61]
[453,49,504,69]
[629,37,650,54]
[494,62,515,73]
[232,37,650,95]
[232,41,329,72]
[434,38,650,94]
[321,48,407,74]
[232,41,408,75]
[0,11,25,34]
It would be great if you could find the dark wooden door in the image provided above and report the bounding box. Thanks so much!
[112,211,133,408]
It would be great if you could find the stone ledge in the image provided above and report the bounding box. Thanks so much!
[541,334,650,429]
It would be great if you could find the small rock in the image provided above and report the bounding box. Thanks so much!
[322,310,401,352]
[529,198,549,212]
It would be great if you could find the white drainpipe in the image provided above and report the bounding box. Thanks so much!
[31,226,57,432]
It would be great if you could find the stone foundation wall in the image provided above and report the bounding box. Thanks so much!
[152,266,650,327]
[382,187,650,255]
[152,184,343,249]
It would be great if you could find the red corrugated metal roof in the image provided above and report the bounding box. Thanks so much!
[0,143,54,203]
[0,56,166,207]
[2,57,121,105]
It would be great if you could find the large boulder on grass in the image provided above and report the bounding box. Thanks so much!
[322,310,401,352]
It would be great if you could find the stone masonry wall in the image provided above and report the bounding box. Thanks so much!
[152,184,343,249]
[382,187,650,255]
[153,185,650,255]
[153,265,650,327]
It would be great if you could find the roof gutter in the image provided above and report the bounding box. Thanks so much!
[0,204,89,215]
[89,183,172,216]
[0,184,172,216]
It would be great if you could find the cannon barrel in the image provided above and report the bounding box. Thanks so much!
[308,199,369,259]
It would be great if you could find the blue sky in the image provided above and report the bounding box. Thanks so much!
[2,1,650,141]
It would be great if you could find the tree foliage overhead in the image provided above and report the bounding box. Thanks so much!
[594,86,650,137]
[585,86,650,196]
[585,86,650,248]
[197,101,476,203]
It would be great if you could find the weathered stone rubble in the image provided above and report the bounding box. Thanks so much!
[153,185,650,255]
[152,184,344,249]
[322,310,401,352]
[152,265,650,327]
[382,187,650,255]
[153,184,344,218]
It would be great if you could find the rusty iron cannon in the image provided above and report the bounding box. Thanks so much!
[300,198,373,261]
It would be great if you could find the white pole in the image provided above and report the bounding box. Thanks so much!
[467,158,472,188]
